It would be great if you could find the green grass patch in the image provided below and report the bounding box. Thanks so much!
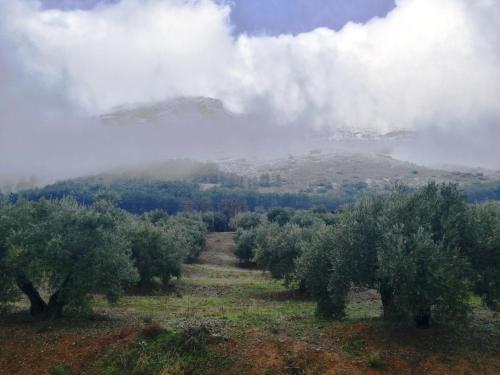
[96,329,231,375]
[341,337,365,357]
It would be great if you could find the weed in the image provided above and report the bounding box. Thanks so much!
[51,365,69,375]
[97,322,231,375]
[367,351,383,368]
[341,337,365,356]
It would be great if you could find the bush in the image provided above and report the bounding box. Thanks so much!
[51,365,69,375]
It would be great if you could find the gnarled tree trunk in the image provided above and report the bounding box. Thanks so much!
[16,277,47,316]
[46,291,65,319]
[16,275,68,319]
[415,307,431,329]
[380,283,400,320]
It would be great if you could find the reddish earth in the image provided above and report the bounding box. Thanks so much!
[1,233,498,374]
[212,324,500,375]
[0,318,140,375]
[0,324,500,375]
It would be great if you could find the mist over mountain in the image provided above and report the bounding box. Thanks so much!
[1,0,500,189]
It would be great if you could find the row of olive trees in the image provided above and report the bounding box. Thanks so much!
[233,184,500,328]
[0,196,206,319]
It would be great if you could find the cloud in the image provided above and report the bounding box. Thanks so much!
[228,0,500,131]
[2,0,500,133]
[0,0,499,183]
[0,0,236,112]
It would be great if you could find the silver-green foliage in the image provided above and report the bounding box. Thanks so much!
[305,183,493,327]
[253,222,304,284]
[130,210,207,287]
[0,197,138,317]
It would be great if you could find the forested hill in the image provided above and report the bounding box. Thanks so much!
[16,178,348,216]
[13,174,500,218]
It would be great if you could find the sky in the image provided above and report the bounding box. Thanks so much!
[1,0,500,186]
[40,0,396,35]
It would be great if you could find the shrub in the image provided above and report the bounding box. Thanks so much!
[51,365,69,375]
[367,352,383,368]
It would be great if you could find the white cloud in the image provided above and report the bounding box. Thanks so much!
[1,0,236,112]
[227,0,500,132]
[1,0,499,133]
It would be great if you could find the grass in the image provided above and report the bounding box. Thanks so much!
[95,328,231,375]
[51,365,70,375]
[94,277,319,335]
[93,234,330,336]
[367,351,384,368]
[341,337,365,357]
[7,232,498,375]
[94,233,385,339]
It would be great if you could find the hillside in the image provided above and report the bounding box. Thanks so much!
[216,152,500,194]
[15,153,500,216]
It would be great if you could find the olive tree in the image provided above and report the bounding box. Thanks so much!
[376,184,472,327]
[168,214,207,262]
[143,210,207,262]
[253,222,304,285]
[202,211,228,232]
[234,228,257,265]
[231,212,262,231]
[301,197,383,319]
[0,198,137,318]
[297,224,347,318]
[129,211,207,289]
[470,202,500,310]
[127,218,186,289]
[306,183,478,327]
[266,208,293,226]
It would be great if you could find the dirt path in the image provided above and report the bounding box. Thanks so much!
[188,233,500,375]
[199,232,238,267]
